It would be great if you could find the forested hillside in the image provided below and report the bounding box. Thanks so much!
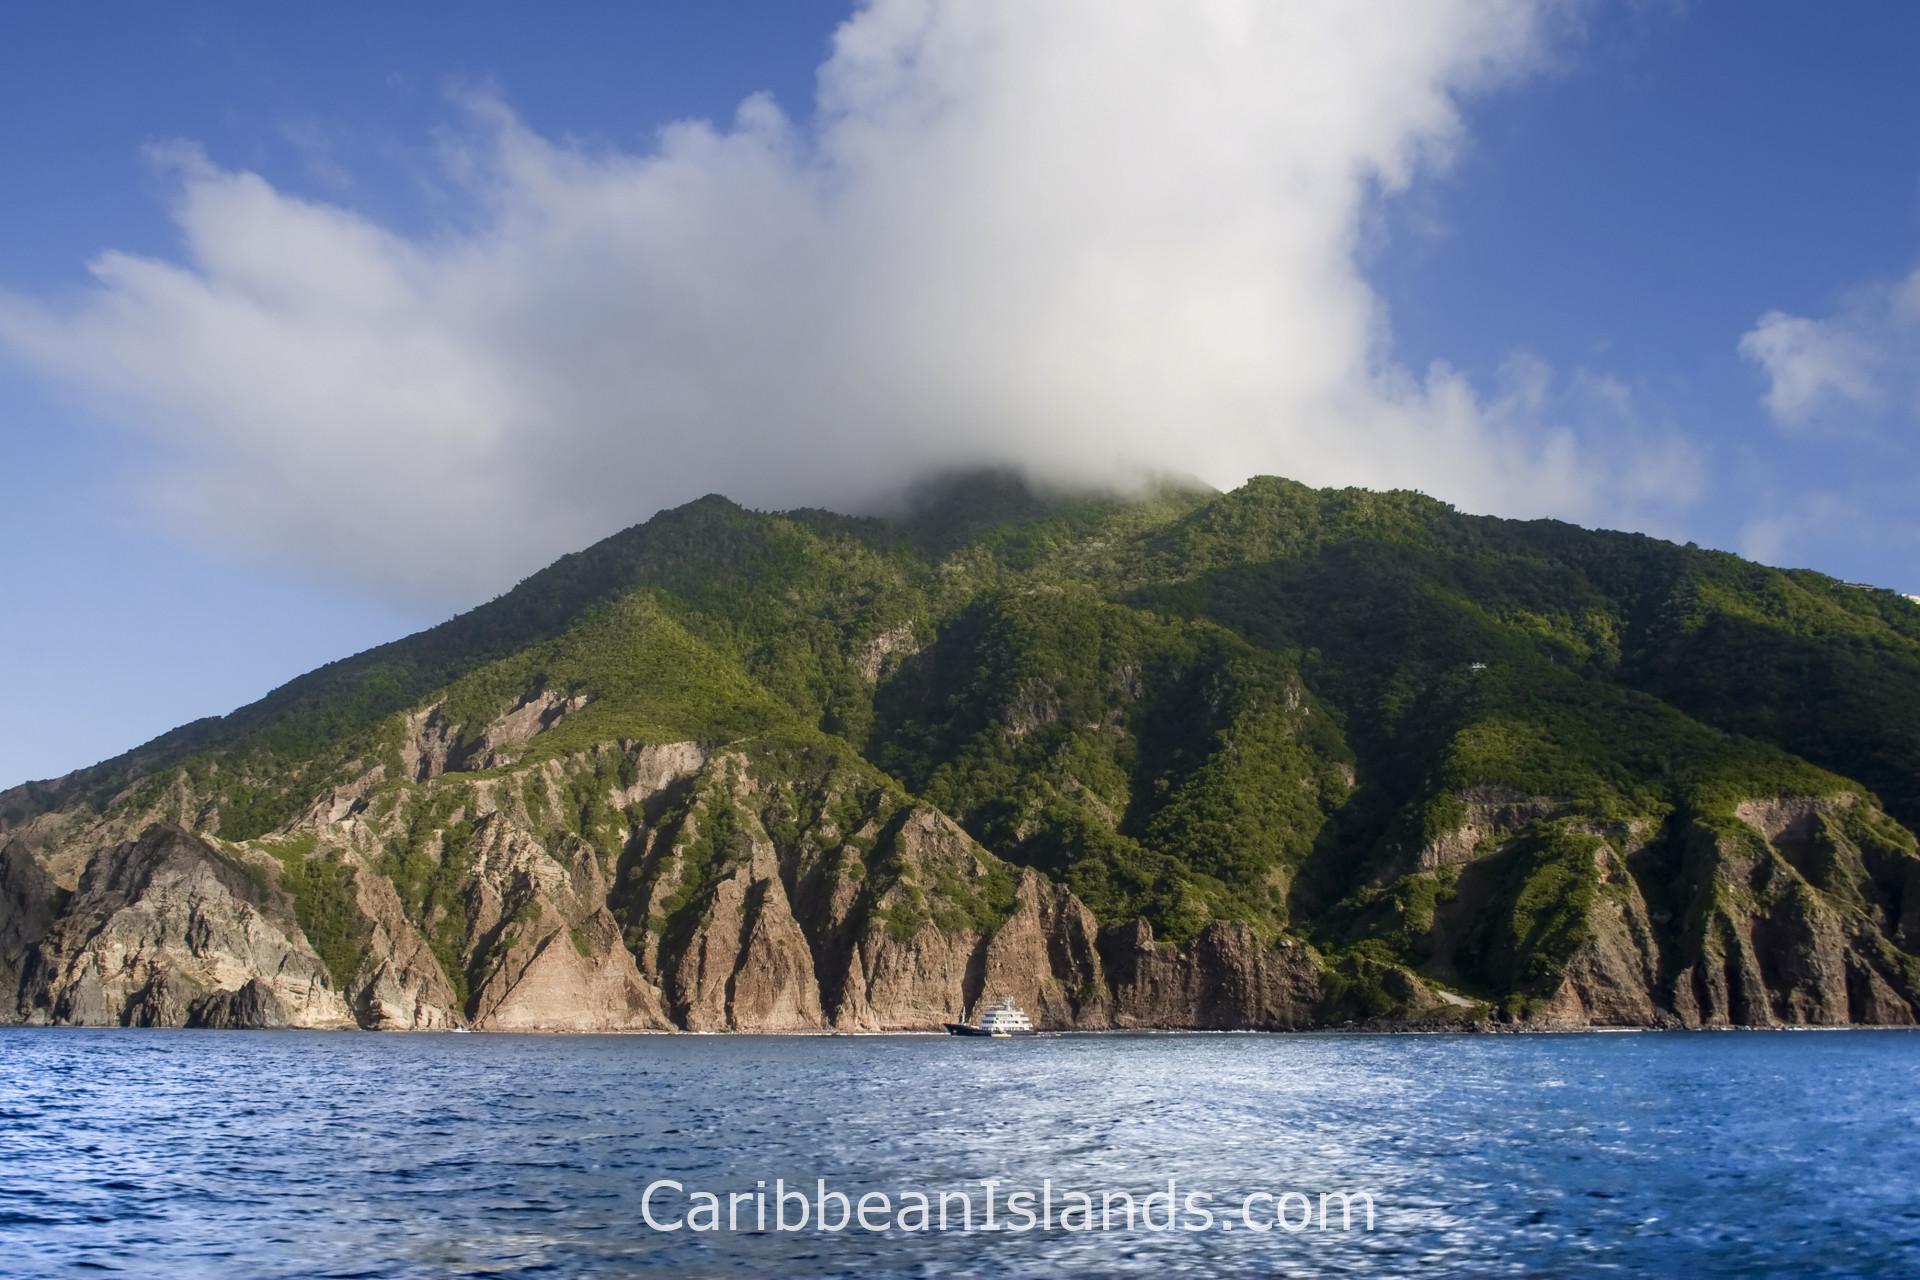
[5,471,1918,1030]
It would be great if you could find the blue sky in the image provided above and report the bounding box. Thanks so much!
[2,1,1918,787]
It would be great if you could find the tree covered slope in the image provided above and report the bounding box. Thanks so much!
[4,471,1918,1030]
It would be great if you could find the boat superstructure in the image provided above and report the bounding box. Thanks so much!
[944,997,1036,1037]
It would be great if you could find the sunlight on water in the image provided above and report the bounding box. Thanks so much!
[2,1031,1917,1277]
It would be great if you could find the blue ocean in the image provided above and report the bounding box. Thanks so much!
[2,1030,1916,1277]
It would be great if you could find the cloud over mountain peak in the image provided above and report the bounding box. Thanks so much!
[1,0,1692,604]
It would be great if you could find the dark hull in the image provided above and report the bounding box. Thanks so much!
[944,1024,1037,1037]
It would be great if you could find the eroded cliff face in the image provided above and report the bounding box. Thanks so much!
[14,825,352,1028]
[1101,920,1324,1029]
[1656,799,1919,1028]
[0,738,1325,1031]
[7,734,1919,1032]
[0,840,63,1005]
[1407,794,1920,1029]
[6,700,1919,1033]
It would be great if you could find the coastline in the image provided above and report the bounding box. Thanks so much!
[4,1020,1913,1036]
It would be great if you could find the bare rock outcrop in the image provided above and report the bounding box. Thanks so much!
[1526,843,1665,1028]
[7,740,1915,1035]
[855,623,920,683]
[471,911,672,1032]
[1663,806,1863,1027]
[1102,919,1322,1029]
[346,868,462,1030]
[14,825,353,1028]
[0,738,1350,1034]
[667,847,826,1033]
[0,839,63,1002]
[189,977,295,1029]
[400,687,593,782]
[1517,799,1920,1029]
[1419,787,1563,872]
[974,869,1108,1028]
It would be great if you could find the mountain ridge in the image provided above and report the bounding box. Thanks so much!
[5,470,1919,1030]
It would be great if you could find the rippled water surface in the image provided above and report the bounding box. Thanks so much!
[2,1030,1917,1277]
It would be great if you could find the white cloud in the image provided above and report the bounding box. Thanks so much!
[1740,265,1920,431]
[1738,310,1879,427]
[0,0,1689,606]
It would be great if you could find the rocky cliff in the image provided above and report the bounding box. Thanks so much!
[11,824,351,1028]
[9,737,1914,1033]
[5,473,1919,1030]
[0,739,1338,1030]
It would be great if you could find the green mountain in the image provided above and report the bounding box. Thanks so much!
[5,471,1919,1030]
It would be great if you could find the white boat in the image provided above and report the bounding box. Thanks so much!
[945,997,1036,1037]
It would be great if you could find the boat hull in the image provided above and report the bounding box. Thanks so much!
[944,1023,1036,1037]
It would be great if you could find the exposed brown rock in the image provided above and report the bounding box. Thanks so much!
[399,687,593,783]
[1531,802,1919,1029]
[1102,920,1321,1030]
[471,911,672,1032]
[1419,787,1563,872]
[0,839,63,1002]
[668,849,826,1032]
[14,825,353,1028]
[1526,844,1664,1028]
[5,737,1917,1033]
[975,869,1108,1027]
[189,977,293,1029]
[346,865,463,1030]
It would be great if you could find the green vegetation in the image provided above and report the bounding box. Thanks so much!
[1483,823,1605,1008]
[374,788,478,1010]
[261,833,364,993]
[864,585,1351,940]
[30,468,1920,1018]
